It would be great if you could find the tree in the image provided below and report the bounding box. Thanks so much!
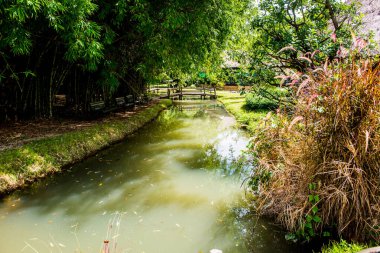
[248,0,361,86]
[0,0,103,119]
[0,0,248,121]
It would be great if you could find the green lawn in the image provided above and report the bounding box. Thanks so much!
[217,91,269,133]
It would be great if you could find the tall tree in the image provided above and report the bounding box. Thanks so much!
[248,0,360,86]
[0,0,248,121]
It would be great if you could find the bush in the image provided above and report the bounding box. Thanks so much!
[321,240,366,253]
[250,54,380,241]
[245,93,278,110]
[245,87,288,110]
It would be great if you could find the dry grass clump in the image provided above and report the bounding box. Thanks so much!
[251,55,380,241]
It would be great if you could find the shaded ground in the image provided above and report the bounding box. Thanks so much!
[0,101,156,151]
[0,92,267,150]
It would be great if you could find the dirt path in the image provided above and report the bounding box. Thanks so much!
[0,101,156,151]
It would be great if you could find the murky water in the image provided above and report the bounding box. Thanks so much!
[0,101,307,253]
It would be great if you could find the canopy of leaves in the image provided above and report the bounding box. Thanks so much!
[0,0,248,120]
[227,0,361,87]
[0,0,103,69]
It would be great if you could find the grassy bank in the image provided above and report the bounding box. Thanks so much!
[217,91,269,133]
[0,99,172,195]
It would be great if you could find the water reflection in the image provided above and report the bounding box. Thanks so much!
[0,101,308,253]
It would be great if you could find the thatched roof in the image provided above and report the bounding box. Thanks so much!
[357,0,380,45]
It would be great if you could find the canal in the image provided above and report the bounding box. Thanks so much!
[0,101,307,253]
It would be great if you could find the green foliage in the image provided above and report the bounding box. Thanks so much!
[245,93,278,110]
[129,0,250,80]
[243,0,362,87]
[247,169,272,193]
[245,86,290,110]
[1,0,103,65]
[285,183,327,242]
[321,240,366,253]
[0,0,249,120]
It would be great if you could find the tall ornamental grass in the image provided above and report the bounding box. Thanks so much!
[251,44,380,241]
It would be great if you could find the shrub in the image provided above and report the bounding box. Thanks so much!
[250,53,380,241]
[245,87,289,110]
[321,240,366,253]
[245,93,278,110]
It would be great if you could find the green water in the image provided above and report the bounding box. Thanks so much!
[0,101,307,253]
